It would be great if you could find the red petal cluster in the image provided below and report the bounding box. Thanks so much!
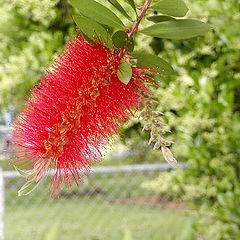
[11,35,151,193]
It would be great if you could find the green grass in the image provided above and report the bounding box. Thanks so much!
[4,171,194,240]
[6,198,194,240]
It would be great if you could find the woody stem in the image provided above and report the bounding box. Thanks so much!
[119,0,152,58]
[127,0,152,39]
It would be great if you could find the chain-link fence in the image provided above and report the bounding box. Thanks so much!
[0,126,192,240]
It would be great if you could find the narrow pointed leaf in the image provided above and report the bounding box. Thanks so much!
[117,59,132,84]
[161,146,177,167]
[26,173,36,181]
[123,0,137,13]
[151,0,188,17]
[102,25,114,35]
[69,0,125,29]
[141,19,211,40]
[14,165,29,177]
[132,52,176,75]
[147,15,174,23]
[14,165,36,181]
[80,32,92,43]
[73,15,111,46]
[18,180,40,196]
[107,0,132,20]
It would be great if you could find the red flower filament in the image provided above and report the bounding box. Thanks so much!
[11,35,152,193]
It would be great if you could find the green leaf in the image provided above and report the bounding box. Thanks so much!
[141,19,211,40]
[73,15,111,46]
[102,25,114,35]
[151,0,188,17]
[112,31,134,51]
[127,38,134,52]
[146,15,175,23]
[26,173,36,182]
[132,52,176,75]
[112,31,128,48]
[106,0,132,20]
[14,165,36,181]
[18,180,40,196]
[14,165,29,177]
[161,146,177,167]
[123,0,137,13]
[117,59,133,84]
[69,0,125,29]
[80,32,92,43]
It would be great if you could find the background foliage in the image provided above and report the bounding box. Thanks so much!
[0,0,239,239]
[141,0,240,239]
[0,0,72,110]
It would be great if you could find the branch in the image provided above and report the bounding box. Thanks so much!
[118,0,151,57]
[127,0,152,38]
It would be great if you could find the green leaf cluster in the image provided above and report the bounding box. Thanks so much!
[69,0,131,49]
[142,0,211,40]
[69,0,137,84]
[69,0,210,84]
[13,166,40,196]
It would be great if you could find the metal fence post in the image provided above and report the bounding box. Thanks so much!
[0,167,4,240]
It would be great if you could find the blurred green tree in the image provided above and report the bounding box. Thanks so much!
[141,0,240,239]
[0,0,74,110]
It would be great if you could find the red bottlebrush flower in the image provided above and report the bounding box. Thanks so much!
[11,34,152,194]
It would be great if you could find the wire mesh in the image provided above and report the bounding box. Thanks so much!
[0,127,193,240]
[3,169,194,240]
